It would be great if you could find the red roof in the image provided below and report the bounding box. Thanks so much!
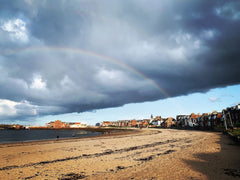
[217,113,222,118]
[191,114,201,118]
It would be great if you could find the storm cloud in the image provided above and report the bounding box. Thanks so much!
[0,0,240,121]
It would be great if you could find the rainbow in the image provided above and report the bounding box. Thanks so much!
[0,46,171,98]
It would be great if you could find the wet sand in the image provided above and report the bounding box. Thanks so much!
[0,128,239,179]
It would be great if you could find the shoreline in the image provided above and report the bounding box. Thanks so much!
[0,129,239,179]
[0,128,140,147]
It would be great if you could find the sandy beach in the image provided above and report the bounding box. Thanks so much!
[0,128,239,180]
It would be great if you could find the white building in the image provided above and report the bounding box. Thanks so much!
[69,122,87,128]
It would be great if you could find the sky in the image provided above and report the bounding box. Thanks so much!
[0,0,240,125]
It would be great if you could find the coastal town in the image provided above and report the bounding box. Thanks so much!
[1,103,240,134]
[102,103,240,131]
[0,120,87,130]
[1,104,240,179]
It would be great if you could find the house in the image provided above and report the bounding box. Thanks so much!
[222,103,240,128]
[116,120,131,127]
[55,120,63,128]
[197,111,223,129]
[132,119,137,127]
[46,120,65,128]
[209,111,223,128]
[102,121,110,127]
[123,120,128,127]
[189,113,201,127]
[199,113,210,128]
[69,122,82,128]
[142,119,150,128]
[216,113,223,126]
[176,115,184,127]
[176,115,190,127]
[150,116,163,127]
[161,117,175,128]
[46,121,54,128]
[102,121,118,127]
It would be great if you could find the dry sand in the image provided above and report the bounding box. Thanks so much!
[0,128,239,180]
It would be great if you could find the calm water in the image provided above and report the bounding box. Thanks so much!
[0,129,103,143]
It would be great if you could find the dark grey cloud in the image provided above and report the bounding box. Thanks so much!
[0,0,240,121]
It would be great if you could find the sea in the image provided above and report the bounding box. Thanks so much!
[0,129,103,144]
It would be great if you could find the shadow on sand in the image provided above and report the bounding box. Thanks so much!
[183,133,240,179]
